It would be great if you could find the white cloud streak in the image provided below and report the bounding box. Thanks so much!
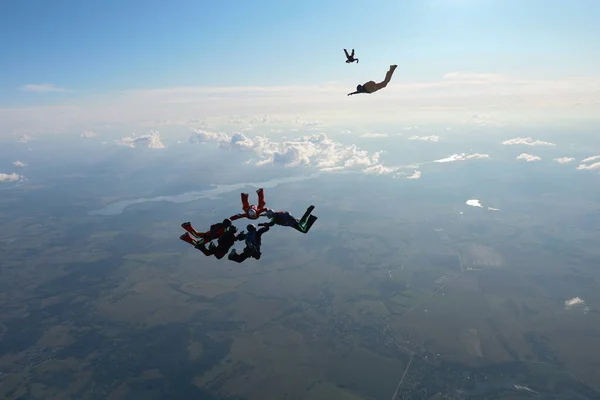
[408,135,440,142]
[577,157,600,170]
[360,132,388,138]
[81,130,96,138]
[553,157,575,164]
[501,137,556,146]
[433,153,490,163]
[516,153,541,162]
[20,84,72,93]
[12,161,27,168]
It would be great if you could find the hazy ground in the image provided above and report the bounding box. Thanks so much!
[2,134,600,399]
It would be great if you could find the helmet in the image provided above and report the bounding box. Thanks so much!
[356,84,363,91]
[247,224,256,231]
[266,209,274,219]
[229,225,238,233]
[248,208,257,218]
[222,218,232,227]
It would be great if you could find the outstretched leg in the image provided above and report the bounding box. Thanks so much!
[297,215,318,233]
[299,205,315,224]
[374,65,398,91]
[181,222,203,238]
[344,49,350,59]
[241,192,250,213]
[196,243,214,256]
[351,49,355,57]
[180,233,197,246]
[256,188,266,210]
[228,248,252,263]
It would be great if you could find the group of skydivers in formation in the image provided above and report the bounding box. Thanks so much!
[180,49,392,262]
[180,188,317,263]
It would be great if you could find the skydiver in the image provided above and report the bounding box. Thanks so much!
[348,64,398,96]
[344,48,359,64]
[180,225,246,259]
[230,188,267,221]
[228,223,270,263]
[181,218,232,245]
[258,205,318,233]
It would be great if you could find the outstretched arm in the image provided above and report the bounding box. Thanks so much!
[257,226,270,236]
[229,213,246,221]
[258,218,276,228]
[343,49,350,58]
[236,231,246,241]
[348,90,361,96]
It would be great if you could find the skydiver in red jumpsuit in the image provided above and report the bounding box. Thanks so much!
[180,218,232,245]
[230,188,267,221]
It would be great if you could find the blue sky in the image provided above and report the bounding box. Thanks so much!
[1,0,599,134]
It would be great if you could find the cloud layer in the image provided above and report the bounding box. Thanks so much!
[188,129,412,177]
[12,161,27,168]
[117,131,165,149]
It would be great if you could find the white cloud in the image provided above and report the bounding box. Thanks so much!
[581,155,600,163]
[0,173,22,182]
[487,207,500,211]
[434,153,490,163]
[116,130,165,149]
[517,153,541,162]
[466,199,483,208]
[408,135,440,142]
[81,130,96,138]
[577,155,600,170]
[564,297,585,309]
[20,84,71,93]
[577,161,600,170]
[406,170,421,180]
[12,161,27,168]
[501,137,556,146]
[18,134,32,143]
[553,157,575,164]
[360,132,388,138]
[187,129,408,176]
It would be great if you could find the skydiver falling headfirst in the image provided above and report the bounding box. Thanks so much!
[230,188,267,221]
[228,224,270,263]
[258,205,318,233]
[348,64,398,96]
[344,48,359,64]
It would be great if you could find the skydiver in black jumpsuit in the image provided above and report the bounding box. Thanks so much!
[228,224,270,263]
[344,49,359,64]
[258,205,317,233]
